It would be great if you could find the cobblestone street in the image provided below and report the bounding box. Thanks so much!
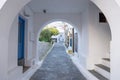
[30,43,86,80]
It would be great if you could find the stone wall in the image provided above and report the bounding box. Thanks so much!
[38,42,52,61]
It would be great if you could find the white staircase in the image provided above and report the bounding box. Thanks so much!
[89,58,110,80]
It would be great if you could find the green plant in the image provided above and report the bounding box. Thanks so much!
[39,27,59,42]
[48,27,59,35]
[39,29,52,42]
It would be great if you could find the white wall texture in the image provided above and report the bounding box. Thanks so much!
[87,2,111,69]
[77,2,111,77]
[8,16,23,80]
[0,0,7,10]
[8,16,18,72]
[23,6,35,67]
[7,5,35,80]
[33,3,111,71]
[91,0,120,79]
[0,0,31,80]
[0,0,120,80]
[19,6,35,66]
[79,7,89,68]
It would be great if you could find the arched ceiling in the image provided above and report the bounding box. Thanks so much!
[28,0,89,13]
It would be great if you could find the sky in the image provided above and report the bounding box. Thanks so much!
[46,21,73,33]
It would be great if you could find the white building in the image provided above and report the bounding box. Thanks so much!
[0,0,120,80]
[57,33,65,43]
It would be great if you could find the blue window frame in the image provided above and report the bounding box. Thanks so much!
[18,16,25,60]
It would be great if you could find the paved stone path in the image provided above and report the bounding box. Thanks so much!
[30,43,86,80]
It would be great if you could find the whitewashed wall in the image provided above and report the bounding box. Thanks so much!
[8,16,23,80]
[8,16,18,72]
[33,13,82,62]
[76,4,112,80]
[79,2,111,70]
[78,7,89,68]
[33,3,111,70]
[23,6,35,67]
[7,5,35,80]
[87,2,111,69]
[0,0,120,80]
[18,6,35,66]
[91,0,120,79]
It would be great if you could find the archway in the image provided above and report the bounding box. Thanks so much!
[36,20,80,63]
[0,0,120,80]
[91,0,120,79]
[82,2,112,80]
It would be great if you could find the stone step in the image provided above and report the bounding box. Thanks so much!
[103,58,110,61]
[95,64,110,79]
[102,58,110,68]
[89,70,109,80]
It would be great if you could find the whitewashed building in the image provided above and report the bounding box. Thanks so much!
[0,0,120,80]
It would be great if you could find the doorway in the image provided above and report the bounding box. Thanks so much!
[18,16,25,67]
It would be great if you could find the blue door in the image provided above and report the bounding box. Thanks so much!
[18,16,25,60]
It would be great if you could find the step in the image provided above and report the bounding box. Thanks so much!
[89,70,109,80]
[95,64,110,79]
[103,58,110,61]
[102,58,110,68]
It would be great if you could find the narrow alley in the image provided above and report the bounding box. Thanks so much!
[30,43,86,80]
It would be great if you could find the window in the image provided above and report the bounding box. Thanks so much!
[99,12,107,23]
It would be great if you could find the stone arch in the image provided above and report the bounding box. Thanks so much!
[0,0,120,80]
[35,19,81,62]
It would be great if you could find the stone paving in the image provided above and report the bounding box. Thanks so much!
[30,43,87,80]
